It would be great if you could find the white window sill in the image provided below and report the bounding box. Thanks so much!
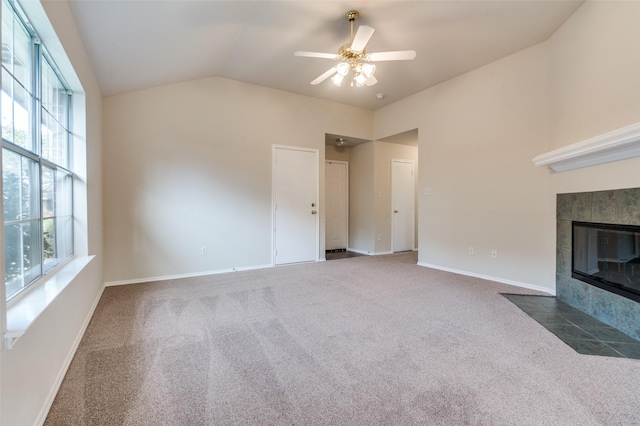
[4,255,95,350]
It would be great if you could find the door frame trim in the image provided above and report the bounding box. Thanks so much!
[272,144,320,266]
[390,158,415,253]
[325,160,349,251]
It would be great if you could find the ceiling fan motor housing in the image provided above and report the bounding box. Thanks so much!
[339,44,367,61]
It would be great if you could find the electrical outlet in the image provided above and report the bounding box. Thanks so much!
[491,249,498,259]
[468,247,474,256]
[201,246,207,255]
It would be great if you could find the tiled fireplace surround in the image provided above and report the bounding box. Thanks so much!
[557,188,640,340]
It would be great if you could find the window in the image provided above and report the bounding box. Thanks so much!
[2,0,73,301]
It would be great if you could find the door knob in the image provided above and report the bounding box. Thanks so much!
[311,210,317,215]
[394,210,399,213]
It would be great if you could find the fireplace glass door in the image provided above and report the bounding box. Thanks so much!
[572,221,640,302]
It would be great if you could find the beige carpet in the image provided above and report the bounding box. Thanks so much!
[46,252,640,425]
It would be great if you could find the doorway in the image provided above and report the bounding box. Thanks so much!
[325,160,348,251]
[391,159,415,252]
[273,146,319,265]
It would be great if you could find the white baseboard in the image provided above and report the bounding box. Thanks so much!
[417,262,555,296]
[37,283,105,426]
[347,248,372,255]
[104,264,273,287]
[346,248,396,256]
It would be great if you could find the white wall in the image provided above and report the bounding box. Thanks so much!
[103,77,372,283]
[548,0,640,195]
[549,1,640,151]
[326,144,350,162]
[348,142,375,253]
[0,1,104,425]
[376,43,552,291]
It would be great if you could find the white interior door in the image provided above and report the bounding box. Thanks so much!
[325,161,348,250]
[392,159,415,252]
[273,146,318,265]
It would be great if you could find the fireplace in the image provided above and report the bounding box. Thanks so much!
[556,188,640,340]
[572,221,640,303]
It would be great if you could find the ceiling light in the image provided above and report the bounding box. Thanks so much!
[376,93,385,99]
[361,63,376,79]
[336,137,348,146]
[336,62,350,76]
[332,73,345,86]
[332,62,375,87]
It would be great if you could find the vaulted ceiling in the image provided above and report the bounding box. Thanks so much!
[68,0,583,110]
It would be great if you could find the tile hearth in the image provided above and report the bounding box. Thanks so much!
[503,294,640,359]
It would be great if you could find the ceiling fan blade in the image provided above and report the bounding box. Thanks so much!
[366,76,378,87]
[350,25,375,52]
[368,50,417,61]
[311,67,337,85]
[295,51,338,60]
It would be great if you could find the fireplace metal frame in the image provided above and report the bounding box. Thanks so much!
[571,221,640,304]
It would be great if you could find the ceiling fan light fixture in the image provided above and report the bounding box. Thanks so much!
[354,73,367,86]
[332,73,345,86]
[362,63,376,79]
[336,62,350,76]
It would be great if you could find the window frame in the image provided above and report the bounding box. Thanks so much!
[2,0,74,303]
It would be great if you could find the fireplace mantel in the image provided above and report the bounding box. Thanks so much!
[533,122,640,172]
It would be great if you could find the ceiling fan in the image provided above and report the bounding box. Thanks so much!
[295,10,416,87]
